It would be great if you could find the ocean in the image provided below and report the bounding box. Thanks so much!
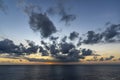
[0,65,120,80]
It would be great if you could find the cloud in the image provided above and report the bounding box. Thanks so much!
[39,46,49,56]
[99,56,115,61]
[29,13,57,38]
[68,48,80,60]
[57,3,76,24]
[0,0,7,13]
[105,56,114,60]
[25,40,39,54]
[102,24,120,42]
[59,42,75,54]
[60,14,76,24]
[69,31,79,40]
[47,2,76,24]
[0,39,40,55]
[0,39,21,55]
[39,40,95,61]
[83,31,103,44]
[49,36,59,41]
[99,57,104,61]
[81,49,93,56]
[41,40,50,50]
[39,40,88,61]
[18,1,57,38]
[105,21,111,26]
[49,44,59,56]
[77,37,82,47]
[0,38,97,62]
[61,36,67,42]
[83,24,120,44]
[19,0,77,38]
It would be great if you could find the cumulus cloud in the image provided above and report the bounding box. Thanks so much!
[18,0,57,38]
[81,49,93,56]
[102,24,120,42]
[69,31,79,41]
[41,40,50,50]
[39,39,95,61]
[49,44,59,56]
[83,31,103,44]
[19,0,76,38]
[29,13,57,38]
[83,24,120,44]
[0,39,39,55]
[0,39,20,54]
[25,40,39,54]
[39,46,48,56]
[0,38,96,61]
[59,42,75,54]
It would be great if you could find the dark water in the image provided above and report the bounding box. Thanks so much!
[0,65,120,80]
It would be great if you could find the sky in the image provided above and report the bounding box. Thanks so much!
[0,0,120,64]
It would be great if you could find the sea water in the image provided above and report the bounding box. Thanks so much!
[0,65,120,80]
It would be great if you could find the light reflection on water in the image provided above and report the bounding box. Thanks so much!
[0,65,120,80]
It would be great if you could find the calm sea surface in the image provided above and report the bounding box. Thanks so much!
[0,65,120,80]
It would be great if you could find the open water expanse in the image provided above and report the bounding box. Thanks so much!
[0,65,120,80]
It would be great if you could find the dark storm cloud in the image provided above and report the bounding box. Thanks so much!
[47,2,76,24]
[69,31,79,40]
[29,13,57,38]
[83,31,103,44]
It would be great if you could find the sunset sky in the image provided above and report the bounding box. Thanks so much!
[0,0,120,64]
